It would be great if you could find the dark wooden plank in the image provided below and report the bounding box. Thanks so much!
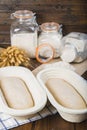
[75,119,87,130]
[0,3,86,16]
[0,2,87,11]
[0,34,10,43]
[12,114,75,130]
[0,0,86,5]
[0,12,86,25]
[0,0,86,36]
[63,25,87,34]
[0,0,86,24]
[0,25,10,34]
[33,114,75,130]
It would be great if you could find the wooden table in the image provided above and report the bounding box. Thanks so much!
[11,59,87,130]
[12,113,87,130]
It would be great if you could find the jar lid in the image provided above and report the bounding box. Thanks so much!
[36,43,54,63]
[40,22,60,32]
[12,10,35,19]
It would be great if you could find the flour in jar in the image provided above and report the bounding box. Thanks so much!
[60,32,87,63]
[38,22,63,58]
[11,32,37,58]
[38,33,62,58]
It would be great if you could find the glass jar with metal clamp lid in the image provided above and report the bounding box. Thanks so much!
[10,10,38,58]
[38,22,63,58]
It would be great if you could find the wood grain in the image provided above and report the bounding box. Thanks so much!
[0,0,87,43]
[35,114,74,130]
[12,113,87,130]
[75,119,87,130]
[12,114,75,130]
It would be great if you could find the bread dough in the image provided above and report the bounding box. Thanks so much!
[46,78,86,109]
[0,77,34,109]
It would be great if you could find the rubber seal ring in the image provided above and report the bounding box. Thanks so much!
[35,43,54,63]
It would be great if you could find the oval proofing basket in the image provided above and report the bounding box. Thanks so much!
[37,67,87,123]
[0,66,47,119]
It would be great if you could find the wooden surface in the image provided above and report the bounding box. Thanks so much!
[0,0,87,43]
[11,113,87,130]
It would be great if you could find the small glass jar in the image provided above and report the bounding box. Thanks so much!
[38,22,63,58]
[10,10,38,58]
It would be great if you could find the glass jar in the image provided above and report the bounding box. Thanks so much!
[60,32,87,63]
[10,10,38,58]
[38,22,63,58]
